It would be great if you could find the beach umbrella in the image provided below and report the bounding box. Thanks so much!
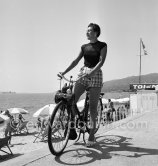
[118,97,130,103]
[77,98,109,108]
[2,108,29,115]
[102,98,108,105]
[116,98,124,103]
[8,108,29,114]
[111,98,117,103]
[0,114,9,128]
[33,104,56,118]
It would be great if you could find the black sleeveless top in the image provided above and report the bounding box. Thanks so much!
[81,41,107,68]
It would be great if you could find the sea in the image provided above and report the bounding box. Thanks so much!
[0,93,55,123]
[0,91,130,124]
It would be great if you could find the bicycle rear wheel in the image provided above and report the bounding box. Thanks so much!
[48,101,70,156]
[86,98,103,134]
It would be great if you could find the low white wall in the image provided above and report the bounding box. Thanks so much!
[130,91,158,115]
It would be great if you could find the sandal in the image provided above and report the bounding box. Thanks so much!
[86,140,96,147]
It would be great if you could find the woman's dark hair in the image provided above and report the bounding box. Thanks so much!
[88,23,101,37]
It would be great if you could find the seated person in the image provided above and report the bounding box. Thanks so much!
[4,110,13,119]
[37,117,42,130]
[18,113,25,125]
[4,110,16,142]
[40,116,49,131]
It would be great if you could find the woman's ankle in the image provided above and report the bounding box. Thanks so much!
[88,133,95,142]
[88,135,95,142]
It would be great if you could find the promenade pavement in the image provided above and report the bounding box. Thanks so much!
[1,110,158,166]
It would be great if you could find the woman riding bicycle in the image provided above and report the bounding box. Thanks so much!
[59,23,107,147]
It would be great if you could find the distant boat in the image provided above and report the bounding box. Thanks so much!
[0,91,16,94]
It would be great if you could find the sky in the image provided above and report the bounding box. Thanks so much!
[0,0,158,93]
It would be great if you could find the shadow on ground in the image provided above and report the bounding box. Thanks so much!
[54,135,158,165]
[0,153,23,163]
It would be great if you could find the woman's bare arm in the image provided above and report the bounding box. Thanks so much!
[62,49,83,75]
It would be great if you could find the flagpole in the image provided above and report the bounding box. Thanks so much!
[139,38,142,84]
[138,38,147,84]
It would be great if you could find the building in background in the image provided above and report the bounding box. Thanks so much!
[130,84,158,115]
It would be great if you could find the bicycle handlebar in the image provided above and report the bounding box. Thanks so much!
[57,73,89,83]
[57,73,91,83]
[57,73,103,97]
[57,73,77,83]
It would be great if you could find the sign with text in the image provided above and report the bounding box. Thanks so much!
[130,84,158,91]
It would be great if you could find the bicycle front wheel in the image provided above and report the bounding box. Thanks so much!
[48,101,71,156]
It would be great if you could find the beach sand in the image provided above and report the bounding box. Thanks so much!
[0,126,48,160]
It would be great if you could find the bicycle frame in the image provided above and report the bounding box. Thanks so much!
[48,74,105,156]
[56,75,104,143]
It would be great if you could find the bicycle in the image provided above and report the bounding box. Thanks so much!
[48,74,104,156]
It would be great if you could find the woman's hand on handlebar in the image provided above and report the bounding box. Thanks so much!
[57,72,71,82]
[78,73,91,81]
[77,68,92,80]
[57,72,64,79]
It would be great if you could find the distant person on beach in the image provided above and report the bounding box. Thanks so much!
[37,117,42,130]
[102,105,108,125]
[107,99,115,122]
[4,109,13,119]
[59,23,107,147]
[41,116,49,131]
[4,110,15,139]
[120,105,126,119]
[18,113,25,124]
